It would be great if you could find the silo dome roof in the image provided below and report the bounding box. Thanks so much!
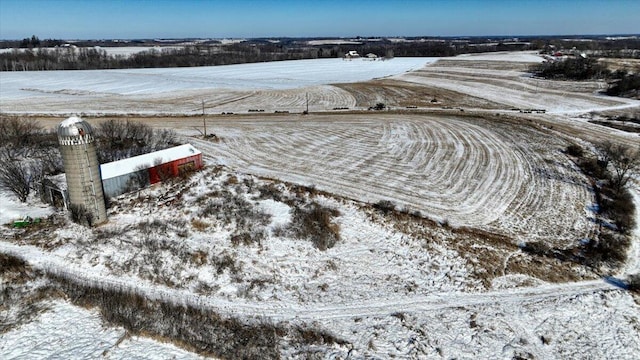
[57,116,94,137]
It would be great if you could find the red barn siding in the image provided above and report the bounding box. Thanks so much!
[148,154,203,184]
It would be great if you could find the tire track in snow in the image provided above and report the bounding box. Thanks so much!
[190,115,594,243]
[0,242,618,321]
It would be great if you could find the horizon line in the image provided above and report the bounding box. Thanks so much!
[2,33,639,42]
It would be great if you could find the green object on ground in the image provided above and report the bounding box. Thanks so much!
[12,216,40,228]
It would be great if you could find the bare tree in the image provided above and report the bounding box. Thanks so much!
[598,142,640,194]
[127,164,151,192]
[96,119,176,163]
[0,116,42,149]
[0,150,39,202]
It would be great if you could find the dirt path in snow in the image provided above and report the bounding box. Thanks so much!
[0,241,619,321]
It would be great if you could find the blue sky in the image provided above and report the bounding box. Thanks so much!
[0,0,638,39]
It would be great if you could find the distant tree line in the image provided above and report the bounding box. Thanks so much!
[2,35,65,49]
[606,71,640,98]
[0,34,529,70]
[2,35,639,72]
[529,57,610,80]
[538,37,640,58]
[530,57,639,98]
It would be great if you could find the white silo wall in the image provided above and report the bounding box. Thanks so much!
[58,117,107,225]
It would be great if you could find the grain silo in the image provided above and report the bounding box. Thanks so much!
[58,116,107,225]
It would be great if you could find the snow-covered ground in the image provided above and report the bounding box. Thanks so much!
[451,50,544,63]
[0,57,433,99]
[0,300,206,360]
[0,57,435,115]
[1,165,638,358]
[2,51,640,358]
[0,191,53,226]
[190,115,595,245]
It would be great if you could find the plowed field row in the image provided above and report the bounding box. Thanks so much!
[192,114,594,244]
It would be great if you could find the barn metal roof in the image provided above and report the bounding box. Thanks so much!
[100,144,201,180]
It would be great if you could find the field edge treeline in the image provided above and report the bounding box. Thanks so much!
[2,35,639,71]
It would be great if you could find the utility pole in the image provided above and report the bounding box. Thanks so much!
[202,100,207,137]
[305,92,309,114]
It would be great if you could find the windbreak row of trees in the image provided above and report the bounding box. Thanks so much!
[3,35,639,72]
[530,57,640,98]
[0,45,326,71]
[0,40,531,71]
[529,57,610,80]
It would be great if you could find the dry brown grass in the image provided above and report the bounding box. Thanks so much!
[335,79,504,109]
[190,250,208,266]
[190,218,209,231]
[369,207,593,289]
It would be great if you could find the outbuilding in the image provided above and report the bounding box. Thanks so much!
[101,144,203,198]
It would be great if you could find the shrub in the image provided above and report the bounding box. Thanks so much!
[600,188,636,234]
[68,203,94,226]
[565,144,584,157]
[529,57,609,80]
[627,274,640,291]
[520,241,552,257]
[373,200,396,213]
[578,158,608,179]
[606,73,640,97]
[258,183,284,201]
[292,325,347,346]
[230,230,265,246]
[190,218,209,231]
[289,202,341,251]
[583,232,630,267]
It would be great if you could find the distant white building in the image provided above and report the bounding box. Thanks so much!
[345,50,360,59]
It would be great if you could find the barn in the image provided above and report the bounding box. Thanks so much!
[100,144,203,198]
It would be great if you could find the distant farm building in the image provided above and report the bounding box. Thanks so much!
[365,53,379,60]
[344,50,360,59]
[101,144,203,198]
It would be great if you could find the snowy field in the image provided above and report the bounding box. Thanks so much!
[1,164,638,358]
[0,301,205,360]
[451,51,545,62]
[2,51,640,358]
[190,114,595,245]
[2,51,638,116]
[0,57,436,115]
[0,57,433,99]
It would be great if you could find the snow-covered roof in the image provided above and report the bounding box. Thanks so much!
[46,173,68,191]
[58,116,94,137]
[100,144,201,180]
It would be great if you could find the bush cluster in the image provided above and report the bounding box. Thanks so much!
[556,143,637,267]
[287,202,341,251]
[606,72,640,98]
[46,272,347,359]
[68,203,94,226]
[530,57,609,80]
